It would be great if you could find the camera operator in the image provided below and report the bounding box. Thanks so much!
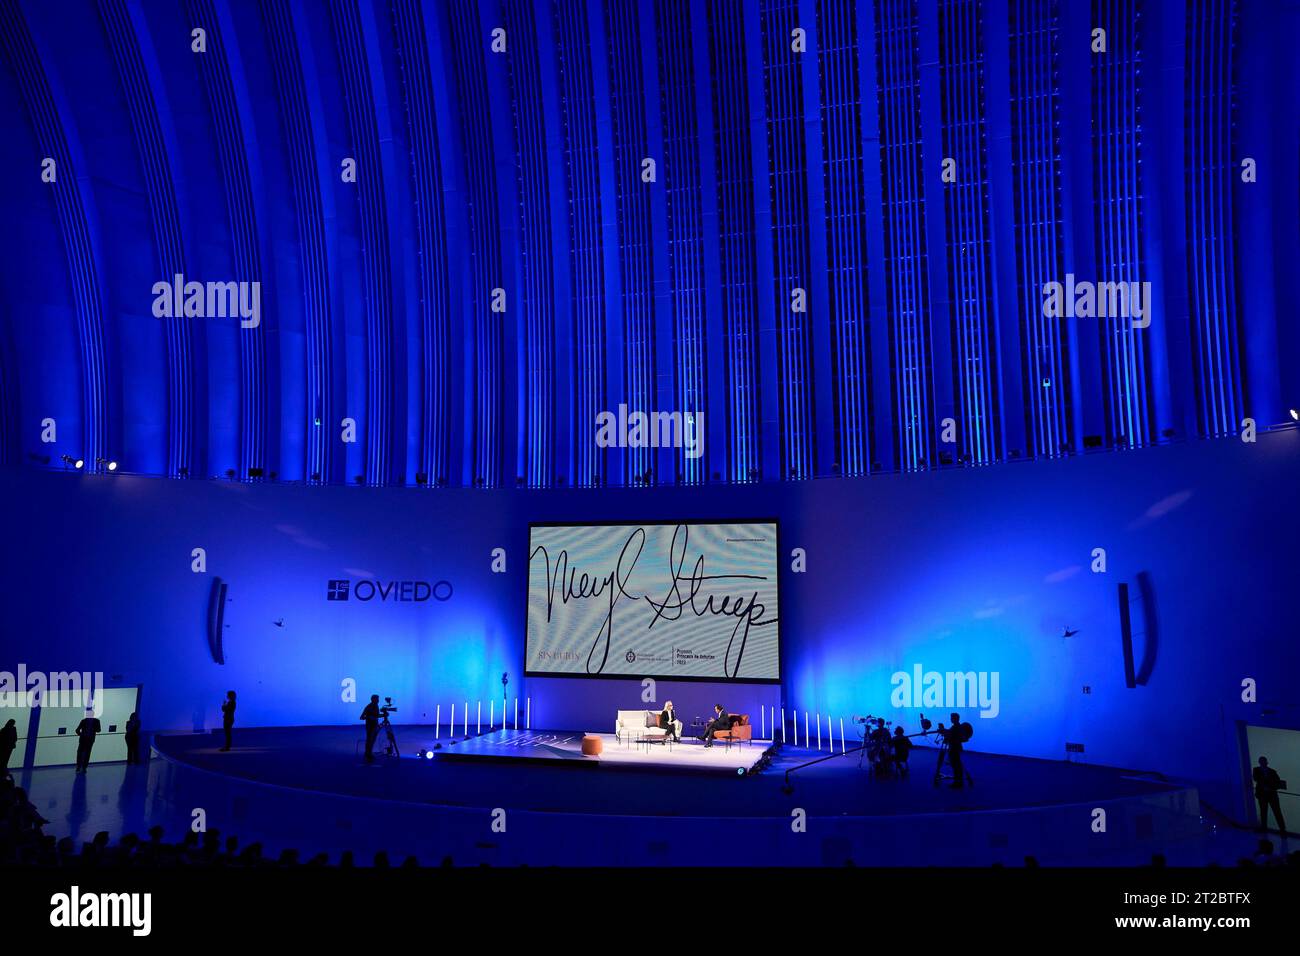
[869,718,891,770]
[942,712,968,789]
[891,724,912,776]
[361,695,381,763]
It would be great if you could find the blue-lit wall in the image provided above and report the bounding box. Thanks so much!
[3,430,1299,809]
[1,0,1297,485]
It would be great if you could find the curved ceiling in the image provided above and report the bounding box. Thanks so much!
[0,0,1296,487]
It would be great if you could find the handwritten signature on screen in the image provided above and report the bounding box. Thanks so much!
[529,524,776,677]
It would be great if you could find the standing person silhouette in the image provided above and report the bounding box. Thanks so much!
[0,718,17,772]
[220,691,236,751]
[124,711,141,765]
[360,695,381,763]
[1253,756,1288,834]
[945,712,968,789]
[75,708,101,772]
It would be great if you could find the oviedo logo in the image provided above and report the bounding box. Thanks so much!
[326,579,453,603]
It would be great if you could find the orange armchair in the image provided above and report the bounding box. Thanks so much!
[714,714,752,747]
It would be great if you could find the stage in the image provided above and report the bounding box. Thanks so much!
[139,725,1209,866]
[433,729,765,772]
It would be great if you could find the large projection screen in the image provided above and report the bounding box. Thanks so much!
[526,521,780,681]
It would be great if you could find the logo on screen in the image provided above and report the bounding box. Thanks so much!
[625,651,636,663]
[327,580,350,601]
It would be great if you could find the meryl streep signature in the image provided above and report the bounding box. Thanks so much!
[529,524,776,678]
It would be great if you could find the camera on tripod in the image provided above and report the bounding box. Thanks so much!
[851,713,891,728]
[379,697,397,721]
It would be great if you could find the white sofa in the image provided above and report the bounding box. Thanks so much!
[615,709,682,742]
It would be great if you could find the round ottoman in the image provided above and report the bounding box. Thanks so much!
[581,734,603,756]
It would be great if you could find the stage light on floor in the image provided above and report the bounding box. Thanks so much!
[425,750,434,760]
[1290,408,1299,421]
[60,454,83,469]
[96,457,117,471]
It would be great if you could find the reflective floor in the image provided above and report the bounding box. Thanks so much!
[9,748,1292,867]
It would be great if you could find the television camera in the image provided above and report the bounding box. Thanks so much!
[377,697,399,756]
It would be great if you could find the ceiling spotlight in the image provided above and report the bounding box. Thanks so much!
[95,457,118,472]
[60,454,84,469]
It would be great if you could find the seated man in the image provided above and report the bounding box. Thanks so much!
[699,704,730,748]
[659,700,683,742]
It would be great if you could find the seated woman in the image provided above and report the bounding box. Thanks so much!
[659,701,683,742]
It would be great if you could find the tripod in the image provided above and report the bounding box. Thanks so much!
[378,712,399,757]
[932,738,973,788]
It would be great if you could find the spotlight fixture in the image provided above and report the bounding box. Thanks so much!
[60,454,84,469]
[95,457,118,471]
[414,472,427,486]
[1290,408,1299,422]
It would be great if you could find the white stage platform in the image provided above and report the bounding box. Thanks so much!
[432,729,769,773]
